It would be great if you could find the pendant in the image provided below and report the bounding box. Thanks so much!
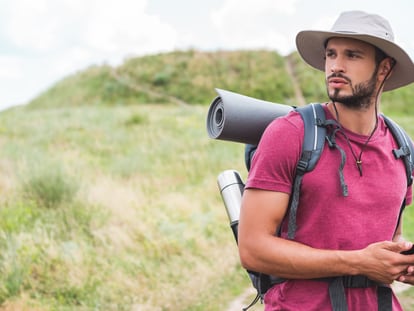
[356,160,363,176]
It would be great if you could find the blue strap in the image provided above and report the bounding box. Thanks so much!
[328,277,348,311]
[296,104,327,171]
[288,104,326,239]
[382,115,414,186]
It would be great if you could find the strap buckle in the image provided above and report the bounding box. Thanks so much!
[393,145,410,159]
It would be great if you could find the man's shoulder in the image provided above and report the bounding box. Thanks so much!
[266,109,305,132]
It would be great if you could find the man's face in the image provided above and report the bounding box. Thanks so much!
[324,37,379,109]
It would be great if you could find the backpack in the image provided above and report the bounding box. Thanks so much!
[211,92,414,311]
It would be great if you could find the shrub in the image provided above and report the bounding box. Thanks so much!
[21,163,79,209]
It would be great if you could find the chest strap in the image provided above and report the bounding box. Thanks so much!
[269,275,392,311]
[324,276,392,311]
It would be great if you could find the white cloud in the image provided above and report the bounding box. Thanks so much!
[3,0,177,58]
[5,0,64,51]
[48,46,97,78]
[0,0,179,109]
[0,56,23,79]
[307,16,337,32]
[212,0,297,27]
[82,0,177,59]
[210,0,298,54]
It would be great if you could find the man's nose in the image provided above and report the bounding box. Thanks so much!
[330,58,345,73]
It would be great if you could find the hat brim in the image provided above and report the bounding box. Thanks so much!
[296,30,414,91]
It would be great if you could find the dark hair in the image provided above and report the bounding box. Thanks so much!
[374,47,388,65]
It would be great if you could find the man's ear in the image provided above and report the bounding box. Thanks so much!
[379,58,395,80]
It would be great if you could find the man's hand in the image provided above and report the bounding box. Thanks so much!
[359,241,414,285]
[397,243,414,284]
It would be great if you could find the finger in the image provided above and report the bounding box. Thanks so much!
[397,274,407,282]
[399,242,414,253]
[406,266,414,275]
[398,275,414,285]
[381,241,411,253]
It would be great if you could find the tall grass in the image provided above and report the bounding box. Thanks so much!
[0,104,251,310]
[19,161,79,209]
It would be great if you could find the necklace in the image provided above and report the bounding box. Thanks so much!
[332,102,378,176]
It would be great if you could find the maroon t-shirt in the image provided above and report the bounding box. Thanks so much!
[245,105,412,310]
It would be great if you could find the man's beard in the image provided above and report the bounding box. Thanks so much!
[326,66,378,110]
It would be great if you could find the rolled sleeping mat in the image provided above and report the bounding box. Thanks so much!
[206,89,293,145]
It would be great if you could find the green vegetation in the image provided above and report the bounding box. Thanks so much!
[28,49,414,113]
[0,103,251,310]
[1,49,414,310]
[28,50,298,108]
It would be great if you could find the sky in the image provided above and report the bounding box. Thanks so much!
[1,0,413,111]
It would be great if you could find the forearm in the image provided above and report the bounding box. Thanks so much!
[239,235,414,284]
[239,236,361,280]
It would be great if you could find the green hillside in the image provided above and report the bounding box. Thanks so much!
[28,50,297,108]
[1,49,414,310]
[28,49,414,115]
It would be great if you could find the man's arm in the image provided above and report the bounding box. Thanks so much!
[238,188,414,284]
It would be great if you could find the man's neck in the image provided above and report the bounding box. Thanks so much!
[328,102,379,135]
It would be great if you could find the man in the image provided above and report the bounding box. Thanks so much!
[238,11,414,310]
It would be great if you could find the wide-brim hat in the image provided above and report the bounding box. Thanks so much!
[296,11,414,91]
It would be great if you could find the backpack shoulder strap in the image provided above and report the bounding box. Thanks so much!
[382,115,414,235]
[296,103,327,172]
[382,115,414,187]
[287,103,326,239]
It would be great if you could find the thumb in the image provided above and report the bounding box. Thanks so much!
[379,241,412,253]
[400,242,414,255]
[395,241,413,254]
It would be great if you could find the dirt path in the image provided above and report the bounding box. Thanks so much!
[226,287,259,311]
[110,68,189,106]
[285,55,306,106]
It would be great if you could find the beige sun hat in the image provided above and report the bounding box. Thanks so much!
[296,10,414,91]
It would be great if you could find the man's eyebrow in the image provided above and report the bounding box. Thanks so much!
[325,47,365,55]
[344,48,365,55]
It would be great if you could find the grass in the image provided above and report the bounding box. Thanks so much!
[0,103,250,310]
